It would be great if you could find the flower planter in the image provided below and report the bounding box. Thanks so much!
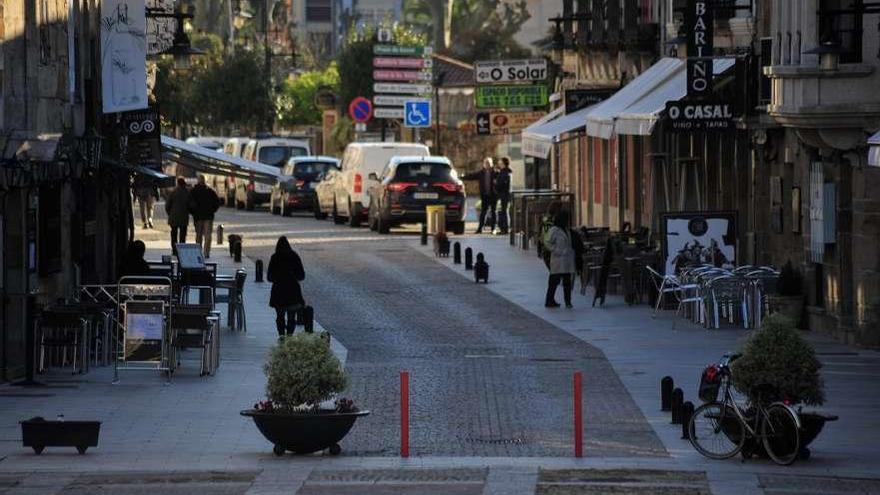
[20,417,101,455]
[241,409,369,456]
[734,410,837,461]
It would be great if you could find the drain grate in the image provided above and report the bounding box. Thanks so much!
[464,436,527,445]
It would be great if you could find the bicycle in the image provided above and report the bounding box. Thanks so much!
[688,353,802,465]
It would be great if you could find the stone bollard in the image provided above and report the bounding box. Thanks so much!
[233,239,242,263]
[661,376,674,411]
[255,259,264,283]
[420,223,428,245]
[474,253,489,283]
[464,247,473,270]
[217,224,224,245]
[670,388,684,425]
[681,401,695,439]
[453,242,461,264]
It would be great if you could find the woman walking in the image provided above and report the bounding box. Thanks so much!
[545,210,576,309]
[267,236,305,337]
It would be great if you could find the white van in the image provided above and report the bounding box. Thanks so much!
[315,142,430,226]
[235,137,311,210]
[204,137,247,205]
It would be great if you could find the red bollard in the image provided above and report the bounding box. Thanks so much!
[400,371,409,458]
[574,371,583,458]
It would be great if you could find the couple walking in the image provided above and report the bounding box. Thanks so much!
[463,156,512,235]
[165,176,220,257]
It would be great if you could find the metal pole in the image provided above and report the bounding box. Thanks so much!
[264,0,272,133]
[435,84,441,154]
[227,0,235,55]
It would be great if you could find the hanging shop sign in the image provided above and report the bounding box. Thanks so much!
[686,0,714,97]
[474,59,548,84]
[374,45,432,57]
[661,211,737,275]
[664,100,734,131]
[475,85,549,109]
[101,0,148,113]
[373,69,432,82]
[475,111,544,136]
[374,83,433,95]
[120,105,162,168]
[564,89,614,114]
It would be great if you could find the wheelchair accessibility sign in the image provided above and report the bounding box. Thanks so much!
[404,99,431,128]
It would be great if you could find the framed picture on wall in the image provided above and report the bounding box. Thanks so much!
[792,187,801,234]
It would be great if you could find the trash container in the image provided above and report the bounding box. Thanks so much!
[425,205,446,235]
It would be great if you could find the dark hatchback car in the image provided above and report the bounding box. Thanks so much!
[367,156,466,235]
[270,156,341,217]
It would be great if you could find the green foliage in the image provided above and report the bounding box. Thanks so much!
[276,64,341,127]
[328,116,354,155]
[777,260,803,296]
[731,314,824,406]
[264,333,347,409]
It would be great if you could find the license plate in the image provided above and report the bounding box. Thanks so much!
[413,192,438,199]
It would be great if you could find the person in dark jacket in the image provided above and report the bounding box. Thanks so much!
[189,175,220,258]
[494,157,512,235]
[267,236,306,337]
[462,157,497,234]
[120,240,151,278]
[165,178,191,253]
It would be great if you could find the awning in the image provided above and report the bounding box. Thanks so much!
[614,58,737,136]
[870,130,880,167]
[160,135,282,185]
[585,58,684,139]
[101,157,176,187]
[521,105,597,159]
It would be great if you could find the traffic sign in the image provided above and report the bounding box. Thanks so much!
[373,70,432,82]
[348,96,373,123]
[475,85,549,108]
[374,57,432,69]
[374,45,432,56]
[374,107,405,119]
[373,95,411,107]
[374,83,433,94]
[475,59,548,84]
[476,113,491,135]
[354,122,367,132]
[404,100,431,128]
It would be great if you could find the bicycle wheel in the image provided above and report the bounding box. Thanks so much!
[761,404,800,465]
[689,402,747,460]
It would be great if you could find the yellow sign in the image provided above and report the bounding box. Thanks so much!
[477,111,545,135]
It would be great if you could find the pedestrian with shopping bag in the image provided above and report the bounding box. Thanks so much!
[267,236,306,337]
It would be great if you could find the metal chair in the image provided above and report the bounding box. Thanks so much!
[215,269,247,332]
[645,265,702,322]
[38,310,90,375]
[170,304,217,376]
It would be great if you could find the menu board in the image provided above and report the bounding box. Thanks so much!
[124,301,164,362]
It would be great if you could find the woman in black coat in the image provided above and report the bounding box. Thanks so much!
[267,236,305,337]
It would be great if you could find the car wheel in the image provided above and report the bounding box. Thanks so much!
[332,199,345,225]
[314,198,327,220]
[377,213,390,234]
[347,200,360,227]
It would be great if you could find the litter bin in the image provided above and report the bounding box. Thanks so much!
[425,205,446,234]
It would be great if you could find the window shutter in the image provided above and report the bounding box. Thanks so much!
[809,162,824,262]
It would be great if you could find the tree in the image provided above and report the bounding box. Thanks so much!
[276,64,341,127]
[193,50,274,132]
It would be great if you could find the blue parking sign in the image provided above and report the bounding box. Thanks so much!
[404,100,431,128]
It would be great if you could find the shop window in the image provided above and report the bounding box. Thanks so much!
[306,0,331,22]
[818,0,863,64]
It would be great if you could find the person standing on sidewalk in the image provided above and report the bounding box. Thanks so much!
[267,236,306,337]
[189,175,220,258]
[495,157,512,235]
[134,183,158,229]
[545,210,575,309]
[462,157,497,234]
[165,178,191,253]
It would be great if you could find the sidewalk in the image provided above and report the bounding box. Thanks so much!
[410,233,880,479]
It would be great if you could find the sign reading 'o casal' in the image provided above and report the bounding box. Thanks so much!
[474,59,548,84]
[686,0,714,97]
[665,100,734,131]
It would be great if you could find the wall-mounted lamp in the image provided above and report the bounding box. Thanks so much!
[803,40,846,71]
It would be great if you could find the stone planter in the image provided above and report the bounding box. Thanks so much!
[241,409,369,456]
[21,417,101,454]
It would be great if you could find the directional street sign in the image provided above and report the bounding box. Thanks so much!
[348,96,373,123]
[373,57,432,69]
[475,85,549,108]
[373,95,412,107]
[374,45,432,56]
[475,59,548,84]
[374,107,405,119]
[404,100,432,128]
[373,69,432,82]
[374,83,433,94]
[476,113,491,135]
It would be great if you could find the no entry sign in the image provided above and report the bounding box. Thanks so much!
[349,97,373,123]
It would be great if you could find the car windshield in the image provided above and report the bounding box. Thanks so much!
[293,162,336,176]
[290,147,309,158]
[259,147,291,167]
[393,162,453,181]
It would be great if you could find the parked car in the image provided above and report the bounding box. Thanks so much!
[315,142,430,226]
[270,156,341,217]
[185,136,227,152]
[367,156,466,235]
[235,138,311,210]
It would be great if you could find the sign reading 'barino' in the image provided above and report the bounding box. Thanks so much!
[475,59,548,84]
[686,0,714,97]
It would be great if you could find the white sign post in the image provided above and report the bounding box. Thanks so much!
[475,59,548,84]
[101,0,148,113]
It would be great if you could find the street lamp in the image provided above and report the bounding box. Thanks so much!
[147,5,204,70]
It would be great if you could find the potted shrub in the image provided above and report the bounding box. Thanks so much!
[241,333,368,456]
[731,314,836,459]
[770,261,804,324]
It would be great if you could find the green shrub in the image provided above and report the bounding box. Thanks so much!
[777,260,803,296]
[731,314,824,406]
[264,333,346,410]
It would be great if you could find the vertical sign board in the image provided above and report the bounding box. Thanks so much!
[120,105,162,168]
[124,301,164,362]
[686,0,714,97]
[101,0,149,113]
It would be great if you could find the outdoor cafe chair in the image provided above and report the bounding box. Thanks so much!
[38,309,90,375]
[215,269,247,332]
[645,265,702,322]
[704,275,749,329]
[170,304,218,376]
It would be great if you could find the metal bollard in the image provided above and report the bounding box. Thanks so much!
[255,259,264,282]
[233,240,242,263]
[420,223,428,245]
[453,242,461,264]
[671,388,684,425]
[661,376,674,411]
[464,247,473,270]
[217,224,224,245]
[681,401,695,439]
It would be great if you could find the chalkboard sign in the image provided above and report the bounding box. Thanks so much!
[175,243,205,270]
[124,301,165,362]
